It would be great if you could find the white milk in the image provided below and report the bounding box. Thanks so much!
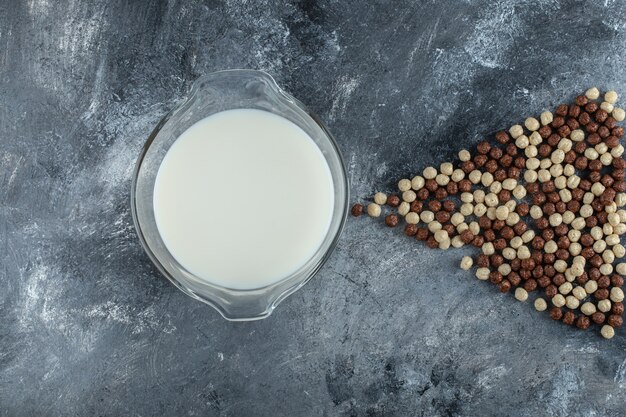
[153,109,335,290]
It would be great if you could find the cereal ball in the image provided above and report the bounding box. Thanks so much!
[552,294,566,307]
[601,101,615,113]
[405,212,419,225]
[566,295,580,309]
[423,166,437,179]
[411,176,425,190]
[440,162,454,176]
[584,280,598,295]
[598,299,612,313]
[616,263,626,275]
[374,192,387,205]
[476,267,490,280]
[605,90,618,104]
[601,325,615,339]
[402,190,417,203]
[572,286,586,300]
[581,302,597,316]
[509,124,524,138]
[398,179,412,192]
[540,111,554,126]
[613,108,625,122]
[525,117,540,131]
[586,87,600,100]
[367,203,381,217]
[460,256,473,270]
[534,298,548,311]
[398,202,410,216]
[610,287,625,303]
[515,287,529,302]
[459,149,471,162]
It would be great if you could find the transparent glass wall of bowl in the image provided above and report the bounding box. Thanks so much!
[131,70,348,320]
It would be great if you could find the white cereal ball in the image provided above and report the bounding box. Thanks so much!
[551,149,565,164]
[440,162,454,176]
[423,166,437,179]
[598,299,612,313]
[566,296,580,310]
[521,230,535,243]
[540,157,552,169]
[540,111,553,126]
[515,287,528,302]
[460,256,473,270]
[580,302,596,316]
[610,287,625,303]
[411,176,425,190]
[563,164,575,177]
[451,169,465,182]
[572,286,586,300]
[405,212,420,224]
[601,152,613,166]
[498,264,511,276]
[434,229,449,243]
[476,267,490,280]
[526,157,540,170]
[439,239,451,250]
[398,179,412,192]
[435,174,450,186]
[600,263,613,276]
[509,124,524,139]
[402,190,417,203]
[601,101,614,113]
[451,212,465,226]
[524,170,538,183]
[529,131,542,146]
[515,135,529,149]
[585,148,599,160]
[420,210,434,223]
[559,282,573,295]
[558,138,572,152]
[481,172,494,187]
[502,178,517,191]
[451,236,464,248]
[585,87,600,100]
[613,108,625,122]
[517,246,531,260]
[510,236,523,249]
[459,149,471,162]
[552,294,566,307]
[503,247,517,260]
[495,206,510,221]
[490,181,502,194]
[605,90,618,104]
[513,185,526,199]
[525,117,540,131]
[534,298,548,311]
[398,202,410,216]
[374,192,387,205]
[570,129,585,142]
[601,325,615,340]
[367,203,381,217]
[469,170,482,184]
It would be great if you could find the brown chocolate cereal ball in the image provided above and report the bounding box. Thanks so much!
[566,118,579,131]
[586,121,599,133]
[499,280,512,293]
[578,112,591,125]
[516,203,530,216]
[538,125,552,138]
[410,200,423,213]
[477,141,491,154]
[546,285,558,298]
[585,102,599,113]
[552,116,565,128]
[484,229,496,242]
[417,188,429,200]
[569,104,581,117]
[506,143,519,156]
[550,307,563,320]
[524,279,538,292]
[476,254,490,267]
[595,109,608,123]
[509,272,521,286]
[576,316,591,330]
[426,236,439,248]
[611,275,624,287]
[514,156,526,169]
[461,161,475,173]
[458,179,472,192]
[595,288,610,300]
[553,274,566,286]
[608,315,623,327]
[446,181,458,195]
[495,131,510,144]
[562,311,576,325]
[435,188,448,200]
[592,312,606,325]
[351,204,363,217]
[404,224,418,236]
[416,227,429,241]
[613,302,624,315]
[485,159,499,173]
[385,214,399,227]
[387,195,401,207]
[460,230,475,244]
[542,229,555,241]
[489,271,503,284]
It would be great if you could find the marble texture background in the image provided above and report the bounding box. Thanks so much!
[2,0,626,415]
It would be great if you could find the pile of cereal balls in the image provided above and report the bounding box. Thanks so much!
[352,88,626,339]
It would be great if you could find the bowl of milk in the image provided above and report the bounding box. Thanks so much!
[131,69,348,320]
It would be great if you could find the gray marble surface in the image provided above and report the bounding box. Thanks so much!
[2,0,626,415]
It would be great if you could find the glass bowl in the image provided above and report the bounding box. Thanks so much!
[131,69,349,321]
